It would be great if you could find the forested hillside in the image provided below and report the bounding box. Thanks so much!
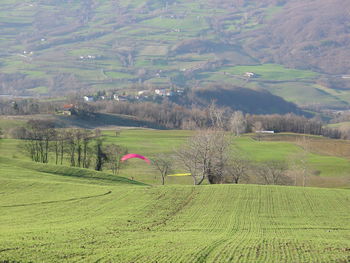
[0,0,349,109]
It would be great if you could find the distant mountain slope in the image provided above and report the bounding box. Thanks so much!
[191,86,300,114]
[0,0,349,109]
[246,0,350,75]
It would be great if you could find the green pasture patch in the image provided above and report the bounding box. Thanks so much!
[0,138,27,160]
[264,5,285,20]
[1,129,350,185]
[105,71,134,79]
[200,72,239,83]
[235,136,350,178]
[144,77,171,85]
[140,45,168,56]
[134,57,153,67]
[27,86,48,94]
[0,119,26,131]
[234,136,301,161]
[308,154,350,177]
[0,163,349,263]
[263,82,349,107]
[102,129,193,156]
[141,16,207,32]
[328,122,350,129]
[68,48,104,57]
[65,68,106,81]
[220,64,318,81]
[3,58,36,71]
[22,70,49,78]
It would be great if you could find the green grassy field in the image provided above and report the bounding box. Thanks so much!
[328,121,350,129]
[1,128,350,187]
[220,64,318,81]
[0,156,349,262]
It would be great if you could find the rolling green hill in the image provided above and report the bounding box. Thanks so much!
[0,0,349,109]
[0,157,349,262]
[1,129,350,187]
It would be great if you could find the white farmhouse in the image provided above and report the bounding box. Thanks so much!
[255,130,275,134]
[113,95,128,101]
[83,96,94,102]
[155,89,167,96]
[244,72,255,78]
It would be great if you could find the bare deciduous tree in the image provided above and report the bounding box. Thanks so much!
[104,144,128,174]
[23,120,55,163]
[176,128,232,185]
[152,155,173,185]
[95,138,107,171]
[291,135,311,187]
[66,129,77,167]
[226,153,250,184]
[229,111,247,136]
[256,160,291,185]
[253,121,264,141]
[207,101,226,129]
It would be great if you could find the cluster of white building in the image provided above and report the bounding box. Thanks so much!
[79,55,96,60]
[83,88,185,102]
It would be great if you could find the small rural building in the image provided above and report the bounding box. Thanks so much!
[244,72,255,78]
[175,88,185,94]
[114,95,128,102]
[62,104,75,115]
[155,89,167,96]
[83,96,94,102]
[256,130,275,134]
[138,90,149,96]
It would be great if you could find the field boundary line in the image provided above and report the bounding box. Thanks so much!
[0,191,112,208]
[147,187,197,229]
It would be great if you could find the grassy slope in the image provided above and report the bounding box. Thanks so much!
[328,121,350,129]
[1,129,350,186]
[0,113,165,134]
[0,158,349,262]
[235,137,350,178]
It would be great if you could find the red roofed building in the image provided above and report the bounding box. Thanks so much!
[62,104,75,115]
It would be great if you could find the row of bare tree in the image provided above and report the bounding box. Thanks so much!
[14,118,313,187]
[174,128,310,186]
[100,100,343,138]
[0,95,344,139]
[171,105,310,186]
[17,120,127,173]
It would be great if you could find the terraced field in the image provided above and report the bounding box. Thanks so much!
[0,157,349,262]
[1,0,348,108]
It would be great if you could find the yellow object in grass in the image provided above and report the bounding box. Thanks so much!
[168,173,191,177]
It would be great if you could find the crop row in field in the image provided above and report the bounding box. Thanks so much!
[0,157,349,262]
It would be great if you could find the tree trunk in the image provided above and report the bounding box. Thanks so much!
[192,175,197,185]
[197,175,205,185]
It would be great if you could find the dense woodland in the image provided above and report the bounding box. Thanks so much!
[13,119,127,174]
[0,96,343,139]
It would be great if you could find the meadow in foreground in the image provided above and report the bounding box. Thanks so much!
[0,129,350,262]
[0,155,349,262]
